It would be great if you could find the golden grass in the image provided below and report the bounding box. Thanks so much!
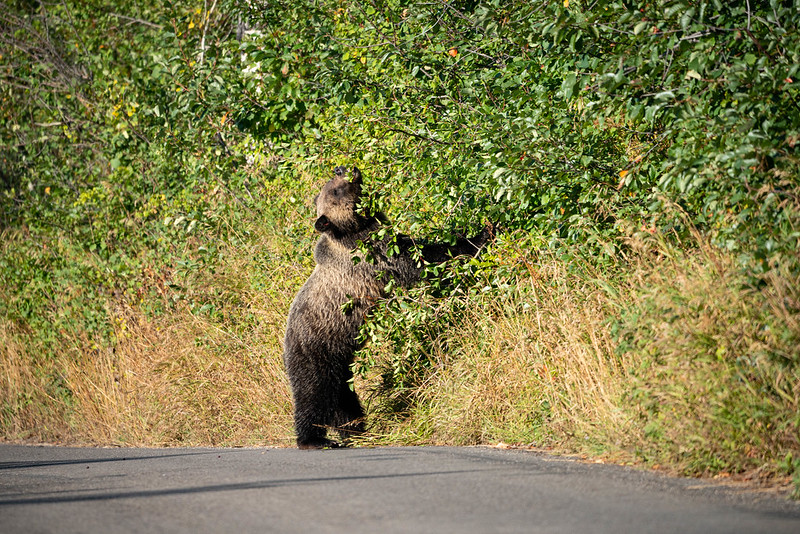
[62,301,294,446]
[357,231,800,488]
[2,181,798,494]
[360,247,640,450]
[1,295,296,446]
[617,235,800,475]
[0,169,322,447]
[0,205,313,446]
[0,321,71,442]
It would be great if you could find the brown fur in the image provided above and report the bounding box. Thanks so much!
[283,166,491,449]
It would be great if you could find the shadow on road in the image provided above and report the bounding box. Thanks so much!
[0,451,217,471]
[0,468,485,507]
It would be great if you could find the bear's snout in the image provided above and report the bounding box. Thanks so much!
[314,215,332,232]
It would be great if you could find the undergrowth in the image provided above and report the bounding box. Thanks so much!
[355,229,800,492]
[2,163,799,493]
[0,168,318,447]
[2,0,799,498]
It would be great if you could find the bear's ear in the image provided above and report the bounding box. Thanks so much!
[314,215,331,233]
[350,166,362,185]
[334,166,346,177]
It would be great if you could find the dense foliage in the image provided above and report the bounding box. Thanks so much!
[237,0,800,266]
[3,0,799,300]
[1,0,799,493]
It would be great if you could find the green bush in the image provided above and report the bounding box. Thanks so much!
[1,0,799,494]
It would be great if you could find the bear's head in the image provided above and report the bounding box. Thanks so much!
[314,166,368,236]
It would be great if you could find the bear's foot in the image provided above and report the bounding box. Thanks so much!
[297,437,344,450]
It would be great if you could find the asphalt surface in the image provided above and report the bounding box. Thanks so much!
[1,444,799,533]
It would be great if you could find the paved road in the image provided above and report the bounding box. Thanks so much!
[1,444,799,533]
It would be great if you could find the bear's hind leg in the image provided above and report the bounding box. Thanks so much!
[335,382,366,443]
[294,414,337,449]
[292,385,341,449]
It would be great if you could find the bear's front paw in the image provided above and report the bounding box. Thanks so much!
[473,221,496,248]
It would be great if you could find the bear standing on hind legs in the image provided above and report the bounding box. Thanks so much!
[283,166,492,449]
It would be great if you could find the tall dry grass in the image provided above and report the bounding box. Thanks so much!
[62,301,294,446]
[2,183,799,493]
[1,283,296,446]
[0,174,317,446]
[359,245,640,451]
[617,234,800,477]
[358,231,800,488]
[1,321,72,441]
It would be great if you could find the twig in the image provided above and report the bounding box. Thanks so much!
[379,127,452,146]
[746,0,752,32]
[109,13,163,29]
[199,0,219,66]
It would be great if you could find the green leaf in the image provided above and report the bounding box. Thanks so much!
[654,91,675,102]
[633,21,649,35]
[561,73,578,99]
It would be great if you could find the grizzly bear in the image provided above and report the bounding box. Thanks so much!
[283,166,492,449]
